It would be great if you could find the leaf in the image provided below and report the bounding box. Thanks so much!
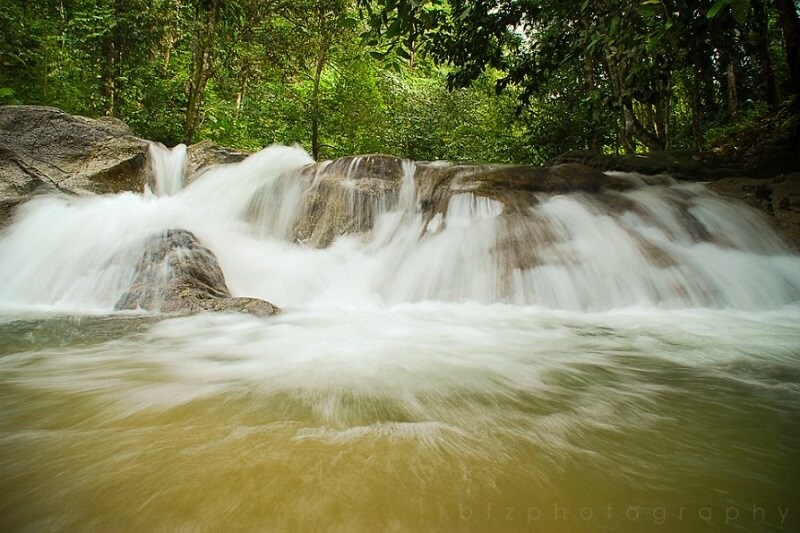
[586,36,602,52]
[706,0,727,19]
[341,17,358,29]
[730,0,750,23]
[369,50,386,60]
[638,4,658,16]
[386,19,401,38]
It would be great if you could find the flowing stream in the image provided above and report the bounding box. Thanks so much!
[1,145,799,532]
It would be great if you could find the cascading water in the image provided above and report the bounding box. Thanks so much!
[1,145,798,311]
[146,142,187,197]
[1,144,799,532]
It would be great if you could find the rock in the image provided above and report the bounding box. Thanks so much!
[114,229,279,316]
[549,150,752,181]
[288,155,404,247]
[0,141,62,225]
[0,106,151,193]
[283,155,635,247]
[0,107,263,224]
[550,149,800,251]
[0,106,150,224]
[186,139,250,184]
[709,173,800,251]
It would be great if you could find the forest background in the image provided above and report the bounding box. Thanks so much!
[1,0,798,164]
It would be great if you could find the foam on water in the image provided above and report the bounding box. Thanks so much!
[1,144,799,313]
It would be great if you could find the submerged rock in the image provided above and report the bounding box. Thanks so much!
[115,229,279,316]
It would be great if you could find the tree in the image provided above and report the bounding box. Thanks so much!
[359,0,799,153]
[182,0,280,143]
[774,0,800,104]
[273,0,357,159]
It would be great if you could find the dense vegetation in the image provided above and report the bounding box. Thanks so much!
[1,0,798,164]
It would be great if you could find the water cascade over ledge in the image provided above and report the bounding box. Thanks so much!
[0,144,798,312]
[1,144,800,532]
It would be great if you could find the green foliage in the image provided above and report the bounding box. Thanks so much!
[707,0,751,24]
[0,0,796,164]
[359,0,799,155]
[0,87,20,105]
[703,101,771,148]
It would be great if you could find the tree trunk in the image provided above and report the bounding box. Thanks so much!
[726,61,739,121]
[753,0,781,107]
[711,17,735,122]
[310,1,330,161]
[603,48,664,152]
[234,70,247,123]
[659,78,670,151]
[619,128,636,154]
[622,98,665,151]
[691,59,703,149]
[102,38,117,116]
[642,102,657,137]
[183,0,220,144]
[584,53,601,153]
[775,0,800,103]
[311,46,326,160]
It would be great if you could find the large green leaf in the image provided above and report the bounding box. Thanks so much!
[706,0,727,19]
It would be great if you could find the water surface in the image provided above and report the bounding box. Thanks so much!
[1,145,799,531]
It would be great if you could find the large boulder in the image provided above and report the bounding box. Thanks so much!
[0,105,151,223]
[288,155,405,247]
[278,155,633,247]
[114,229,279,316]
[0,107,263,226]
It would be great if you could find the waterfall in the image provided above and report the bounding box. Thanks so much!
[0,145,798,313]
[147,142,188,196]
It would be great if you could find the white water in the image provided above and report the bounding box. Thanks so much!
[146,142,187,196]
[2,145,800,531]
[0,144,798,313]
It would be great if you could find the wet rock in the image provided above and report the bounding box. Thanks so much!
[0,106,150,224]
[0,106,150,194]
[549,150,750,181]
[0,107,253,226]
[286,155,636,247]
[114,229,279,316]
[550,149,800,251]
[186,140,250,184]
[709,173,800,251]
[290,155,405,247]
